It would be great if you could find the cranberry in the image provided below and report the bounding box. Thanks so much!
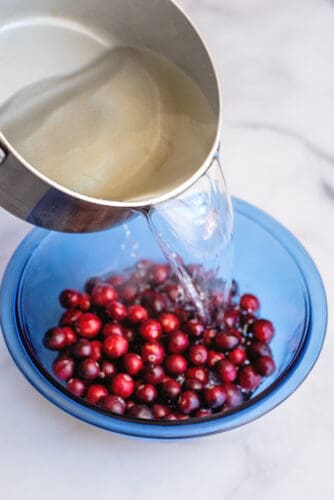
[67,378,86,397]
[90,340,103,361]
[106,301,127,321]
[85,277,102,294]
[143,365,165,385]
[152,404,170,419]
[252,319,275,343]
[223,308,240,328]
[135,384,157,404]
[184,378,203,391]
[72,339,93,358]
[127,305,148,324]
[221,383,243,409]
[184,319,205,338]
[238,366,262,390]
[228,347,246,365]
[215,331,239,351]
[91,284,118,307]
[189,345,208,366]
[203,328,217,347]
[207,351,225,368]
[195,409,212,418]
[86,384,108,405]
[247,341,272,361]
[79,359,100,380]
[59,289,81,309]
[53,357,75,381]
[141,342,165,365]
[240,294,260,312]
[150,264,169,284]
[103,335,128,359]
[127,404,153,419]
[126,400,135,411]
[78,293,91,312]
[139,320,162,341]
[241,313,256,328]
[107,274,126,287]
[60,309,82,326]
[102,395,126,415]
[178,391,200,414]
[99,360,117,380]
[64,327,78,346]
[44,328,68,350]
[119,283,138,302]
[204,386,226,409]
[150,293,168,314]
[123,327,136,343]
[168,331,189,353]
[162,378,182,399]
[111,373,134,399]
[102,322,124,338]
[255,356,276,376]
[186,367,209,384]
[165,284,185,303]
[75,313,102,339]
[123,353,143,376]
[159,313,180,333]
[166,354,187,375]
[216,360,238,383]
[164,413,178,420]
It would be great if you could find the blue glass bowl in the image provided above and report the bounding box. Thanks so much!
[0,198,327,439]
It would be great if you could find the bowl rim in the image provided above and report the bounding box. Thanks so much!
[0,198,327,439]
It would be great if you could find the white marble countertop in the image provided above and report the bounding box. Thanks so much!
[0,0,333,499]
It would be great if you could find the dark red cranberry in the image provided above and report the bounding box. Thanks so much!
[252,319,275,343]
[91,284,118,307]
[164,413,178,420]
[59,289,81,309]
[127,305,148,324]
[79,359,100,381]
[107,274,126,287]
[143,365,165,385]
[67,378,86,397]
[75,313,102,339]
[189,344,208,366]
[141,342,165,365]
[119,283,138,302]
[78,293,91,312]
[178,391,200,414]
[126,400,135,411]
[106,301,127,321]
[203,328,217,347]
[184,319,205,338]
[111,373,134,398]
[85,277,101,294]
[165,284,185,303]
[53,357,75,381]
[60,309,82,326]
[247,341,272,361]
[186,367,209,384]
[223,308,240,328]
[150,293,168,314]
[255,356,276,376]
[152,404,170,419]
[135,384,157,404]
[241,313,256,328]
[90,340,102,361]
[207,351,225,368]
[99,361,117,380]
[103,335,128,359]
[123,353,143,376]
[195,409,212,418]
[102,322,124,338]
[168,331,189,353]
[159,313,180,333]
[64,327,78,346]
[102,395,126,415]
[216,360,238,383]
[184,378,203,391]
[238,366,262,390]
[240,294,260,313]
[127,404,153,419]
[86,384,108,404]
[221,383,243,409]
[215,331,239,351]
[203,386,226,409]
[139,320,162,341]
[166,354,187,375]
[72,339,93,358]
[44,328,68,350]
[162,378,182,399]
[228,347,246,365]
[150,264,169,284]
[123,327,136,343]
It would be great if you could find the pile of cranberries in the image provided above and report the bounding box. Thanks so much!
[43,260,276,421]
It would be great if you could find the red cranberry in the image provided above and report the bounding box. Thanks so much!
[99,360,117,380]
[102,395,126,415]
[216,360,238,383]
[252,319,275,343]
[159,313,180,333]
[103,335,128,359]
[143,365,165,385]
[184,378,203,391]
[53,357,75,381]
[207,351,225,368]
[255,356,276,376]
[195,409,212,418]
[119,283,138,302]
[78,293,91,312]
[86,384,108,404]
[168,331,189,353]
[59,289,81,309]
[203,328,217,347]
[152,404,170,419]
[102,322,124,338]
[123,327,136,343]
[150,264,169,284]
[60,309,82,326]
[228,347,246,365]
[135,384,157,404]
[107,274,126,287]
[184,319,205,338]
[111,373,134,399]
[127,404,153,419]
[238,366,262,390]
[64,327,78,346]
[162,378,182,399]
[223,308,240,328]
[178,391,200,414]
[72,339,93,358]
[75,313,102,339]
[150,293,168,314]
[90,340,103,361]
[165,284,185,303]
[247,341,272,361]
[126,400,135,411]
[106,301,127,321]
[240,294,260,313]
[123,353,143,376]
[164,413,178,420]
[204,386,226,409]
[85,277,102,294]
[44,328,68,350]
[139,320,162,341]
[141,342,165,365]
[79,359,100,380]
[189,344,208,366]
[221,383,243,409]
[91,284,118,307]
[67,378,86,397]
[166,354,187,375]
[127,305,148,324]
[215,331,239,351]
[186,367,209,384]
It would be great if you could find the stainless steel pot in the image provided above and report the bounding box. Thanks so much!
[0,0,221,232]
